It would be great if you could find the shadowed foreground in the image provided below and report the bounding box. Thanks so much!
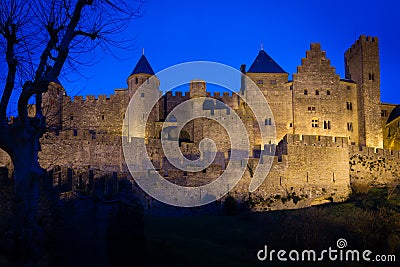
[0,172,144,267]
[143,188,400,267]
[0,169,399,266]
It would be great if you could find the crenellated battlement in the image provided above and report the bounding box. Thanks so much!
[165,91,189,97]
[281,134,349,148]
[62,89,240,119]
[164,90,237,99]
[64,88,127,104]
[163,90,240,116]
[349,145,400,160]
[345,35,378,58]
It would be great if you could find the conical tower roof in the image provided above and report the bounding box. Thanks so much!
[130,54,155,76]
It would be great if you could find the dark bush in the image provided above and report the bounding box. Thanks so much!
[223,195,238,215]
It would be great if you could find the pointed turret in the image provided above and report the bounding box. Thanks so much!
[126,51,161,139]
[130,54,155,76]
[127,51,158,98]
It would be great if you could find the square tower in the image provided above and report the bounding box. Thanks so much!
[189,80,206,98]
[345,35,383,148]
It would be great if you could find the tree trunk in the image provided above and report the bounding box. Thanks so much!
[13,153,40,228]
[11,160,40,266]
[4,119,46,265]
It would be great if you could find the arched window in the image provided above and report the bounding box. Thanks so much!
[327,90,331,95]
[315,90,319,95]
[135,77,138,84]
[304,89,308,95]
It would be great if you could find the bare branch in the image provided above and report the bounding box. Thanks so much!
[1,0,146,121]
[73,30,98,40]
[0,15,18,121]
[48,0,92,79]
[0,38,17,121]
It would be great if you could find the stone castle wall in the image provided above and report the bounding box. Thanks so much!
[39,130,124,172]
[243,134,351,211]
[349,145,400,187]
[61,90,129,136]
[2,118,397,212]
[0,149,12,171]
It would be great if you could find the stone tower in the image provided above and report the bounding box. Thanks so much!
[246,48,291,142]
[189,80,206,98]
[42,81,65,130]
[125,52,160,140]
[345,35,383,148]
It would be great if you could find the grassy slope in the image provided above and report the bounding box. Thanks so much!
[144,188,400,267]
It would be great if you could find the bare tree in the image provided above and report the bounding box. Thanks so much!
[0,0,143,259]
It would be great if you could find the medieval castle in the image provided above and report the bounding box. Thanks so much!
[1,35,400,210]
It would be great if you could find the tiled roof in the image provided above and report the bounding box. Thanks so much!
[247,50,286,73]
[340,78,356,83]
[387,105,400,124]
[131,54,155,76]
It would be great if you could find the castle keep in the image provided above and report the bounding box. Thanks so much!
[1,35,399,210]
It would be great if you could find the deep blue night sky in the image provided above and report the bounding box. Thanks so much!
[61,0,400,104]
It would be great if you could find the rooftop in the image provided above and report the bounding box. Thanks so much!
[247,50,287,74]
[387,105,400,125]
[130,54,155,76]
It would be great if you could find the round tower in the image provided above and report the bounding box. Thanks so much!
[126,51,160,140]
